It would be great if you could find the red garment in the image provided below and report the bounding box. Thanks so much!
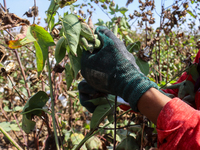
[155,50,200,149]
[156,98,200,149]
[157,50,200,149]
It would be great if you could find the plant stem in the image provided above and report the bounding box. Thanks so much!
[3,0,7,9]
[7,75,25,103]
[113,95,117,150]
[13,113,27,148]
[47,50,60,150]
[140,116,145,150]
[13,49,31,97]
[33,0,36,24]
[4,28,31,98]
[0,125,23,150]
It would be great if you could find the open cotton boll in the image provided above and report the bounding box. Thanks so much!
[58,94,68,107]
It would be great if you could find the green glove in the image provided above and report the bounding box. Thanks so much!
[81,26,159,112]
[78,80,107,113]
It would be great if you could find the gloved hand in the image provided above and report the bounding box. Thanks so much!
[81,26,159,112]
[78,80,107,113]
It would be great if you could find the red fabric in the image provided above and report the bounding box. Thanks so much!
[118,104,135,113]
[156,98,200,149]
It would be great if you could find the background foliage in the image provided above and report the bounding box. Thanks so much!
[0,0,200,149]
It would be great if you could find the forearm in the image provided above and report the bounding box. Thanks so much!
[137,88,171,124]
[137,88,200,149]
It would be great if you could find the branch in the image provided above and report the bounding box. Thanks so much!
[0,125,23,150]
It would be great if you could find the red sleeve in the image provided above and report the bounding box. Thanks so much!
[156,98,200,149]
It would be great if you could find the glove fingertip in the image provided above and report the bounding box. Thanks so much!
[95,26,108,34]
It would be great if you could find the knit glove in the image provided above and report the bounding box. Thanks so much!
[81,26,158,112]
[78,80,107,113]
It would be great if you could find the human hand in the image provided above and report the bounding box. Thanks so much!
[81,26,158,112]
[78,80,107,113]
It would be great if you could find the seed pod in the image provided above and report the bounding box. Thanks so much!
[94,38,101,49]
[80,21,95,43]
[79,36,94,53]
[113,23,118,36]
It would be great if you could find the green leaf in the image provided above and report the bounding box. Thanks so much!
[13,106,23,112]
[95,19,106,26]
[127,41,141,53]
[187,10,196,18]
[63,129,71,142]
[135,56,149,76]
[118,7,128,15]
[0,122,11,132]
[70,5,75,13]
[46,14,55,31]
[21,91,49,133]
[88,97,110,106]
[70,133,87,149]
[164,82,183,89]
[46,0,59,31]
[188,64,199,81]
[34,41,44,74]
[62,14,81,55]
[90,103,114,131]
[30,24,55,74]
[20,86,28,98]
[20,26,36,45]
[85,136,102,150]
[55,36,67,64]
[115,4,119,12]
[116,129,130,142]
[107,114,114,122]
[109,6,115,15]
[116,135,139,150]
[22,114,36,134]
[3,106,12,112]
[88,95,115,106]
[65,63,74,90]
[10,124,20,131]
[8,26,36,49]
[19,79,25,84]
[178,80,195,99]
[68,46,82,78]
[66,91,77,97]
[22,91,49,117]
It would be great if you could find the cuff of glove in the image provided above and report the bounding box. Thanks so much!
[121,77,159,112]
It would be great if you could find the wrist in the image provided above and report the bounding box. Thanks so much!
[114,70,159,112]
[137,88,171,124]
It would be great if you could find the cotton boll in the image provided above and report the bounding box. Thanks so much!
[58,94,68,108]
